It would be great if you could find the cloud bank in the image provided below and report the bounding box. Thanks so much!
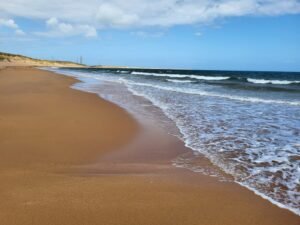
[0,0,300,37]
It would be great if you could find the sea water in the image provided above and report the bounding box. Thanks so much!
[46,67,300,216]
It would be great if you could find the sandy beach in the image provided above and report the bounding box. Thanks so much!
[0,66,299,225]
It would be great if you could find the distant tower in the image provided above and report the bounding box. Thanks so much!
[80,56,83,64]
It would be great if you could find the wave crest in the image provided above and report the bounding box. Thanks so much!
[247,78,300,85]
[131,71,230,81]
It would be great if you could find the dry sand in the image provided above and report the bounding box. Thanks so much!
[0,67,299,225]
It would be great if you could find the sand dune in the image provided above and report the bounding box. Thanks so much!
[0,52,84,68]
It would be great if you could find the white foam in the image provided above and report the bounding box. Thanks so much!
[124,81,300,216]
[131,71,189,78]
[42,67,300,217]
[237,181,300,216]
[131,71,230,81]
[166,79,194,83]
[247,78,300,85]
[190,75,230,80]
[120,79,300,106]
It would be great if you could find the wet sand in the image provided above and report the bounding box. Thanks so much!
[0,67,299,225]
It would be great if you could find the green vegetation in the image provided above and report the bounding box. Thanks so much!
[0,55,10,61]
[0,52,84,66]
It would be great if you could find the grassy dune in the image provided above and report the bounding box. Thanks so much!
[0,52,84,67]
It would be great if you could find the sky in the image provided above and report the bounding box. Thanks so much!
[0,0,300,71]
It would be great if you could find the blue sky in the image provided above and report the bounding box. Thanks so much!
[0,0,300,71]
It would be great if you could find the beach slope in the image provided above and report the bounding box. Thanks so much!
[0,67,299,225]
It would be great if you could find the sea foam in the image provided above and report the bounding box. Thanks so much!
[131,71,230,81]
[45,67,300,216]
[247,78,300,85]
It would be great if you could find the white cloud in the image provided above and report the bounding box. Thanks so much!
[46,17,59,27]
[0,18,26,35]
[0,0,299,29]
[36,17,97,37]
[0,18,18,29]
[96,3,139,28]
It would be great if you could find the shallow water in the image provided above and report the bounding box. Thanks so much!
[46,67,300,216]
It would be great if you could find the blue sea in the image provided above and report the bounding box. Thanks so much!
[46,67,300,216]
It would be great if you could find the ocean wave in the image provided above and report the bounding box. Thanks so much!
[131,71,189,78]
[47,69,300,106]
[45,67,300,216]
[117,70,129,74]
[124,80,300,216]
[120,79,300,106]
[247,78,300,85]
[131,72,300,84]
[131,71,230,81]
[166,79,194,83]
[190,75,230,80]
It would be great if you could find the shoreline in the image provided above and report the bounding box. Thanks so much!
[50,66,300,216]
[0,66,299,225]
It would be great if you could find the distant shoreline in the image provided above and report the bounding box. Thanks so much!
[2,51,300,73]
